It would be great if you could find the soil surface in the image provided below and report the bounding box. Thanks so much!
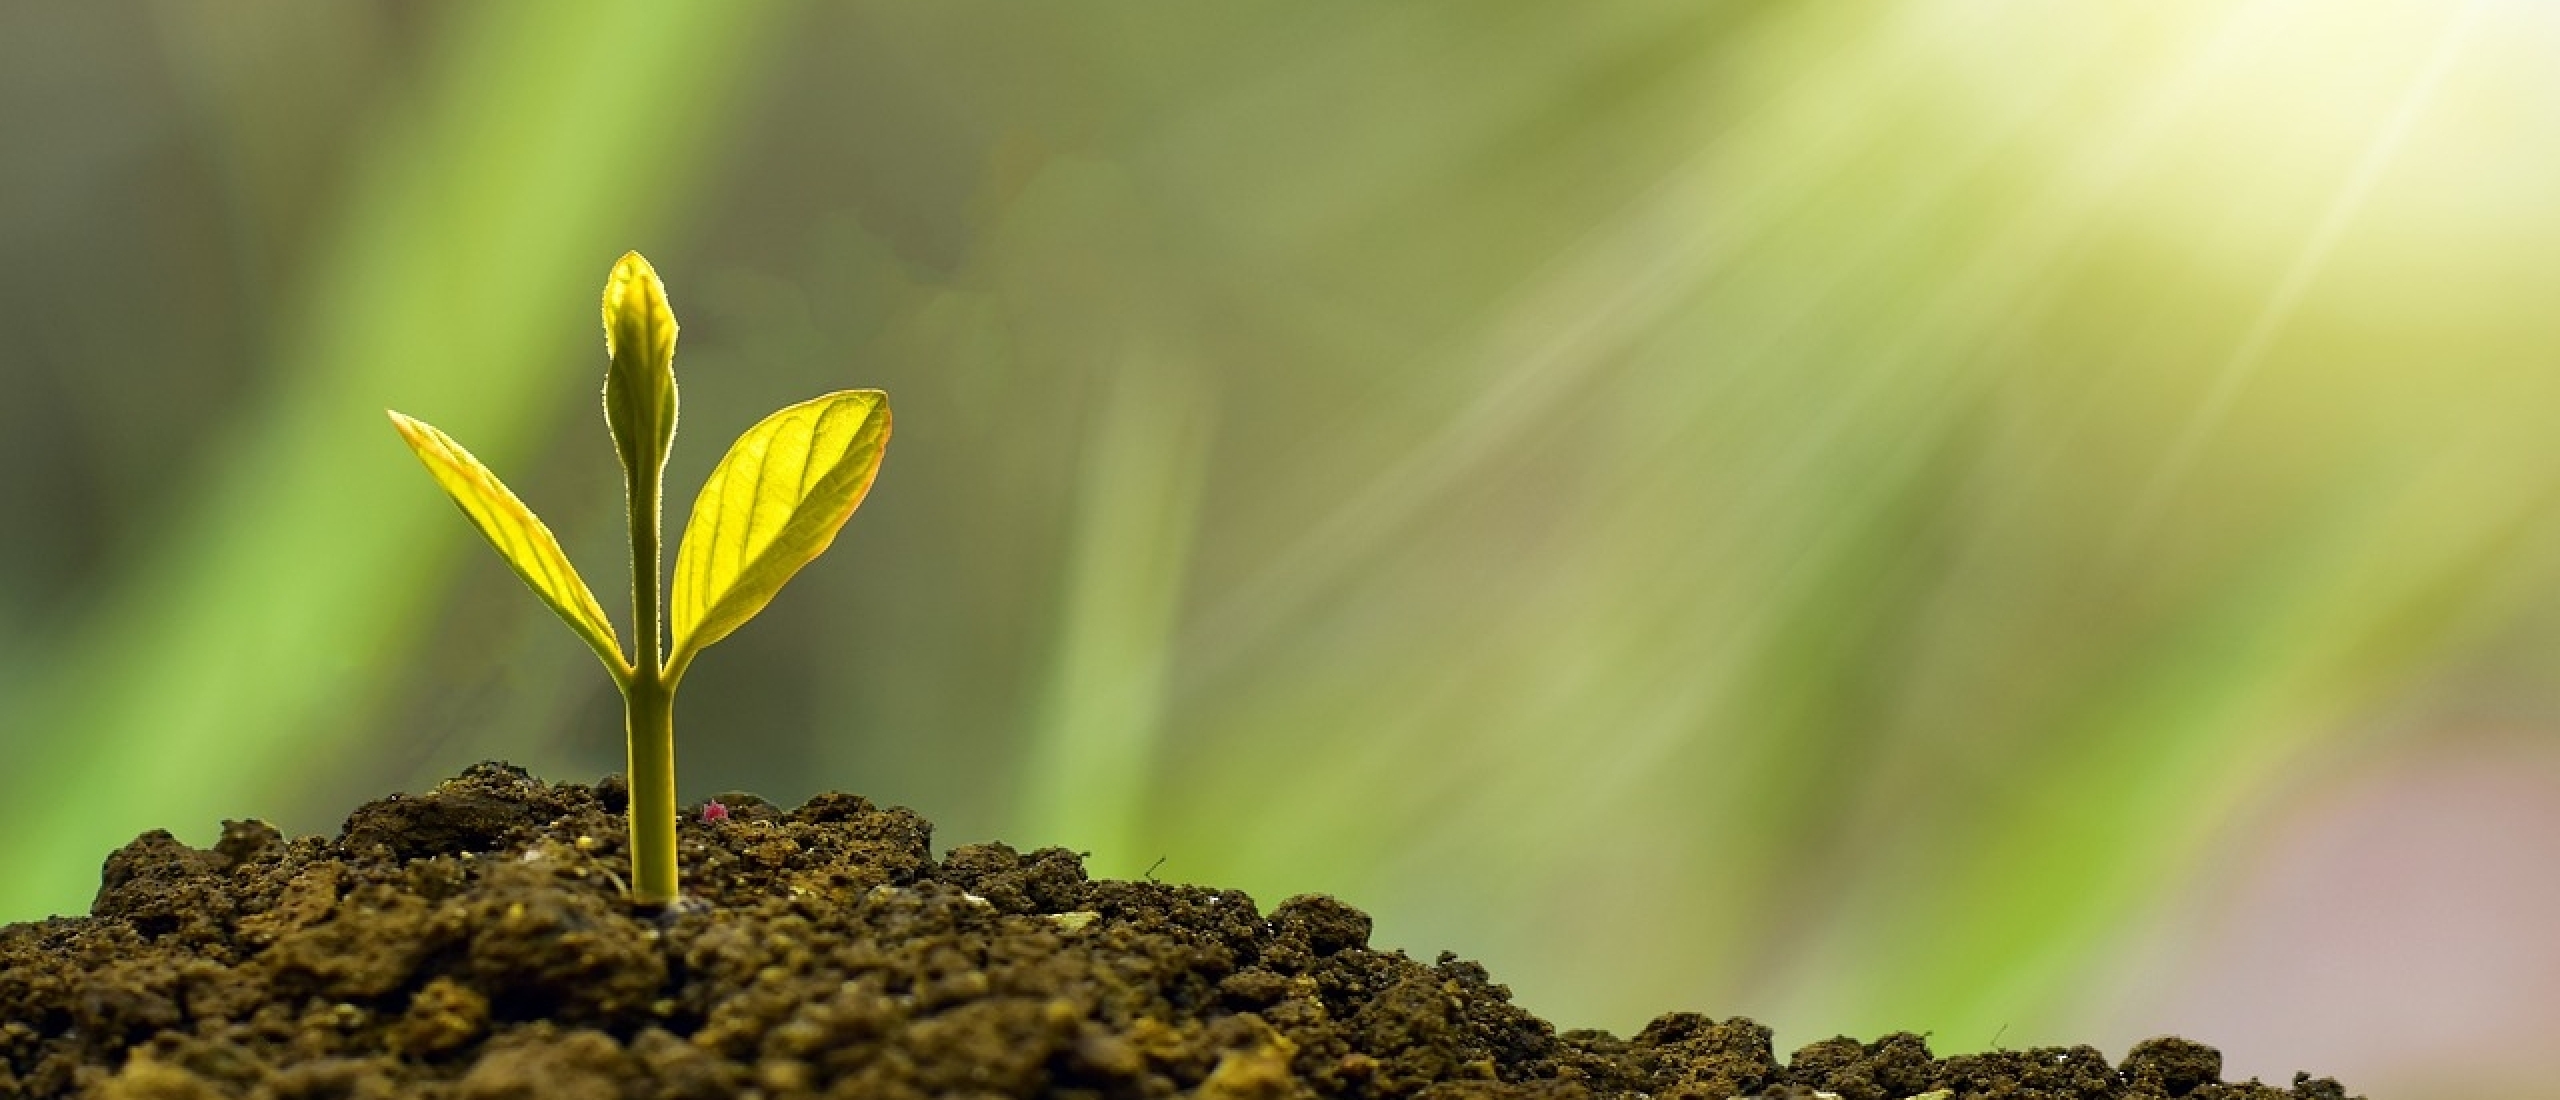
[1,764,2357,1100]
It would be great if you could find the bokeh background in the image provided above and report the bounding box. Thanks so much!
[5,1,2559,1095]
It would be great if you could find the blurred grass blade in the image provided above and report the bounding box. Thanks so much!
[1020,347,1214,870]
[387,411,626,683]
[668,391,890,676]
[601,250,680,481]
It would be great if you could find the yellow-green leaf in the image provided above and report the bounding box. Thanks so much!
[601,251,679,482]
[667,390,890,675]
[388,410,629,683]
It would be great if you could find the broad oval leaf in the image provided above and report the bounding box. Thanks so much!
[388,410,629,683]
[667,390,890,675]
[600,251,679,481]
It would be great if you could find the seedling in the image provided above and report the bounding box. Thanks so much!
[389,252,889,906]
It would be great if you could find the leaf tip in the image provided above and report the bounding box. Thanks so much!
[610,249,656,283]
[603,251,666,309]
[601,251,676,356]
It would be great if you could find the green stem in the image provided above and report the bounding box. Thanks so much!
[625,428,676,905]
[625,671,678,904]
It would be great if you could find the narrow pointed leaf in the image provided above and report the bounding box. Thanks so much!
[601,251,679,480]
[668,390,890,673]
[388,410,629,682]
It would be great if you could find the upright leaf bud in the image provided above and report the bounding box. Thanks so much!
[601,251,680,479]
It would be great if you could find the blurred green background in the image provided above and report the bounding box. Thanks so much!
[6,2,2559,1095]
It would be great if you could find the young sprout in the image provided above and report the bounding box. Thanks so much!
[388,251,890,906]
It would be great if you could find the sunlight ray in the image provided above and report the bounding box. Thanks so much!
[2109,0,2493,562]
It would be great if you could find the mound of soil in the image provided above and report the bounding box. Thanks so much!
[0,764,2357,1100]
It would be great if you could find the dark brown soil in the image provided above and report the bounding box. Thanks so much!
[1,764,2357,1100]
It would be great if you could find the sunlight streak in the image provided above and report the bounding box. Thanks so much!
[2108,0,2492,562]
